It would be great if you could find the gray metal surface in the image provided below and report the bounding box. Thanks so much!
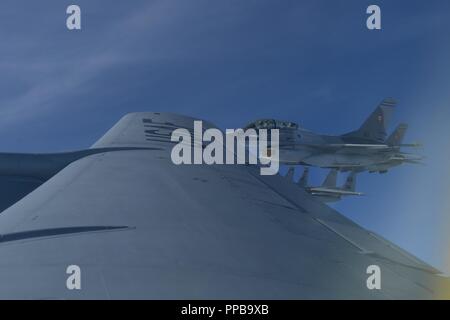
[0,112,446,299]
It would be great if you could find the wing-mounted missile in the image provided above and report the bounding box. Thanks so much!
[283,166,363,202]
[301,169,363,202]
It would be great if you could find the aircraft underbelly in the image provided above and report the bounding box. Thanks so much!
[279,148,311,164]
[302,153,384,168]
[279,145,389,168]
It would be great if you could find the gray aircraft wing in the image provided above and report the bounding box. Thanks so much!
[0,112,447,299]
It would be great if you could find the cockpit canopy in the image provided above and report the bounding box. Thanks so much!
[244,119,299,130]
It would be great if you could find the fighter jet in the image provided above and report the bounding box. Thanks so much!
[285,167,362,202]
[245,98,423,173]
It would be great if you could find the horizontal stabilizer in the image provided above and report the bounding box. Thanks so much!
[343,171,357,192]
[322,169,338,188]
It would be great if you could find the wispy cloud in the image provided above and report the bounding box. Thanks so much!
[0,0,203,127]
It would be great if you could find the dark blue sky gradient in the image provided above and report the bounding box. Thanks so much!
[0,0,449,271]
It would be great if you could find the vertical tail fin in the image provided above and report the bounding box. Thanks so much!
[343,171,357,192]
[386,123,408,146]
[322,169,338,188]
[298,167,309,187]
[342,98,396,142]
[285,167,295,182]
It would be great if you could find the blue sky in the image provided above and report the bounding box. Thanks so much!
[0,0,449,272]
